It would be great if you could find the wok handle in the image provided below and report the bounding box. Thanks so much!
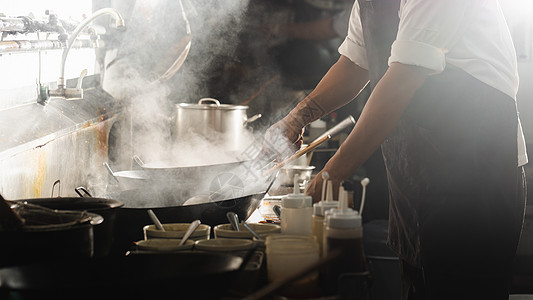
[75,186,93,198]
[104,162,120,183]
[132,155,144,167]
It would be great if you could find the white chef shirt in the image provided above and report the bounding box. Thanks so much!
[338,0,528,166]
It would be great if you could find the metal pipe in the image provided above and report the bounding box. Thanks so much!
[0,17,27,32]
[0,39,100,54]
[57,8,124,91]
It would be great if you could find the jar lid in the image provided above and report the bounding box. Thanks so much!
[326,209,361,228]
[282,194,312,208]
[313,201,339,216]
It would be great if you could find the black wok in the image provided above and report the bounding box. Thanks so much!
[0,252,243,300]
[106,160,278,255]
[111,190,267,255]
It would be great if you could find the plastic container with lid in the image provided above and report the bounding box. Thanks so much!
[312,179,338,257]
[323,181,367,295]
[265,234,321,297]
[280,175,313,235]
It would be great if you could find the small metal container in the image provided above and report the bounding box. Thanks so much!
[276,165,316,187]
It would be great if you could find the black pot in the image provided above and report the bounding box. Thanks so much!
[0,209,94,268]
[0,252,244,300]
[13,196,124,257]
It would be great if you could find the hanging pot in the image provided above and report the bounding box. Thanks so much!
[174,98,261,151]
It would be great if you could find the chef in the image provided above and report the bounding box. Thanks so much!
[262,0,528,299]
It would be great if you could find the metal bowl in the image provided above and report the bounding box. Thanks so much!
[276,165,316,187]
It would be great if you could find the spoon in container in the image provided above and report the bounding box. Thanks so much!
[243,222,263,241]
[147,209,165,231]
[226,211,240,231]
[179,219,201,246]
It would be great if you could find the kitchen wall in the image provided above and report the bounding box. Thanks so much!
[0,1,121,198]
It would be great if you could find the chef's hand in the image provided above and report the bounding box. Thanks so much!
[305,170,341,203]
[258,115,305,163]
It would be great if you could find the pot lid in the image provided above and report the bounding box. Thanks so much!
[177,98,248,110]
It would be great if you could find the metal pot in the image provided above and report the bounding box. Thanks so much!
[174,98,260,151]
[13,192,124,257]
[0,206,95,267]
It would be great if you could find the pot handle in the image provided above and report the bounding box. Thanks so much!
[132,155,145,167]
[51,179,61,198]
[243,114,262,127]
[75,186,93,198]
[198,98,220,106]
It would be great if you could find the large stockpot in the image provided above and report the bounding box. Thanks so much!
[174,98,260,151]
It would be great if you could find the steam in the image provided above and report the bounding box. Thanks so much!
[100,0,288,205]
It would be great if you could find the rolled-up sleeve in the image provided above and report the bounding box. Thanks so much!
[389,0,475,74]
[338,1,368,70]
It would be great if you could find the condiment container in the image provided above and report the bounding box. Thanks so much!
[323,182,366,295]
[144,223,211,241]
[265,235,318,281]
[280,175,313,235]
[214,223,280,239]
[312,180,338,257]
[265,234,320,297]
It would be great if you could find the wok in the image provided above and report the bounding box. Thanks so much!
[0,252,243,300]
[107,171,278,255]
[132,154,254,185]
[111,190,268,255]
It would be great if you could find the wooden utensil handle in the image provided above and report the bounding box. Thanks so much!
[264,134,331,176]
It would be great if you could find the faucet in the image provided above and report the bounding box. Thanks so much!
[48,8,125,100]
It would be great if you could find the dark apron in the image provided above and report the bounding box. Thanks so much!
[357,0,525,281]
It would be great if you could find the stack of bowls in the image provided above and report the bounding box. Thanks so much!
[136,222,211,253]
